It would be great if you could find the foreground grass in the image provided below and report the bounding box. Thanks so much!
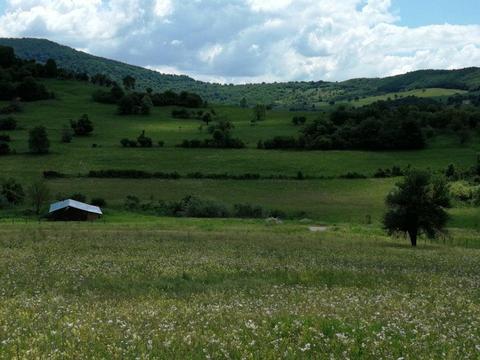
[0,221,479,358]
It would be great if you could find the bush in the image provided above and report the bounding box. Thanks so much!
[449,181,474,202]
[233,203,264,218]
[16,77,51,101]
[120,138,138,148]
[340,172,368,179]
[267,209,287,219]
[1,178,25,205]
[91,198,107,207]
[61,126,73,143]
[0,117,16,130]
[0,134,10,142]
[124,195,140,210]
[43,171,66,179]
[180,196,230,218]
[29,126,50,154]
[137,130,153,148]
[158,140,164,147]
[71,114,93,136]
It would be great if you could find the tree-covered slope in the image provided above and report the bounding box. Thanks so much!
[1,37,479,107]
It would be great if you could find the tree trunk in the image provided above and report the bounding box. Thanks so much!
[408,229,417,247]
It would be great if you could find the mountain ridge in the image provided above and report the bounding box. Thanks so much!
[1,37,479,107]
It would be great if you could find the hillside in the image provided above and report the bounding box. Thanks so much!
[1,37,480,107]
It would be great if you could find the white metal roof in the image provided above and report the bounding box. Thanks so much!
[49,199,103,215]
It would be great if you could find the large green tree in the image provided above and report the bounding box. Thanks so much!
[383,170,450,247]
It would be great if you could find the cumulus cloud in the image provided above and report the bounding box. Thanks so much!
[0,0,479,83]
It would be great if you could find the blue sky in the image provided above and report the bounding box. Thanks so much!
[0,0,479,83]
[394,0,480,27]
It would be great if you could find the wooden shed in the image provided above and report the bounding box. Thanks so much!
[48,199,103,221]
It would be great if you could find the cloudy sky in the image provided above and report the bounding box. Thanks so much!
[0,0,479,83]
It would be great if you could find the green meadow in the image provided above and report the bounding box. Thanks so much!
[0,75,480,359]
[0,220,479,358]
[1,80,479,227]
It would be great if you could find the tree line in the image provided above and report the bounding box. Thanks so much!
[259,97,480,151]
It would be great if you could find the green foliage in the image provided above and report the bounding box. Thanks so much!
[252,104,267,122]
[137,130,153,148]
[91,197,107,207]
[28,126,50,154]
[70,114,93,136]
[1,178,25,205]
[4,38,479,107]
[384,171,451,246]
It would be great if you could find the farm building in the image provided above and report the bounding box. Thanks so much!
[48,199,103,221]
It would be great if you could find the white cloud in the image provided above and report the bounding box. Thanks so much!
[0,0,479,84]
[154,0,173,17]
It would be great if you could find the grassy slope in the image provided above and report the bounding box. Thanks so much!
[1,79,479,227]
[0,221,479,358]
[348,88,467,106]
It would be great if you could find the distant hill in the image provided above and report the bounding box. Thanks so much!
[1,37,479,107]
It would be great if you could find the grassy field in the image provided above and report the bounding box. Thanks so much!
[1,79,479,227]
[349,88,467,106]
[0,220,479,358]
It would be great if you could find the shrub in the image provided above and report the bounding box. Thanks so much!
[158,140,165,147]
[1,178,25,205]
[71,114,93,136]
[179,196,230,218]
[0,117,16,130]
[268,209,287,219]
[124,195,140,210]
[29,126,50,154]
[137,130,153,148]
[43,171,66,179]
[0,134,10,142]
[61,126,73,143]
[340,172,368,179]
[449,181,474,202]
[91,198,107,207]
[120,138,137,148]
[233,203,264,218]
[16,77,51,101]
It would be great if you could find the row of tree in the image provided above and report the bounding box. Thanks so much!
[0,114,94,156]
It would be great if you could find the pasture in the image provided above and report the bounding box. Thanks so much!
[0,220,479,358]
[1,79,479,228]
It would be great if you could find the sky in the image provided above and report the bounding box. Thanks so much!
[0,0,479,84]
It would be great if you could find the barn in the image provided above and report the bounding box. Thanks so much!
[48,199,103,221]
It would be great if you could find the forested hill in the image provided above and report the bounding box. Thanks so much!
[1,37,480,107]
